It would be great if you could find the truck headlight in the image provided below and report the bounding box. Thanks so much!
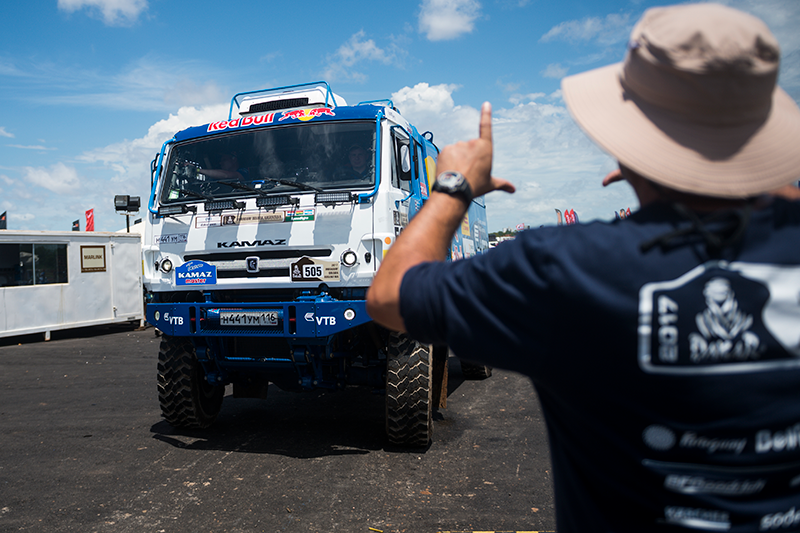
[340,250,358,267]
[160,258,173,273]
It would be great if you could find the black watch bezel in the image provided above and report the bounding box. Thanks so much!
[432,171,473,203]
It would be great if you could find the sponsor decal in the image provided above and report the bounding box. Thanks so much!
[196,209,314,228]
[665,475,766,496]
[207,113,275,132]
[762,507,800,530]
[303,312,337,326]
[680,432,747,455]
[290,256,339,282]
[641,425,747,455]
[160,312,184,325]
[755,422,800,454]
[639,261,800,375]
[175,260,217,286]
[278,107,335,122]
[664,506,730,531]
[217,239,286,248]
[155,233,188,244]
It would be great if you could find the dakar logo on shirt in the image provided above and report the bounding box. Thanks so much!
[638,260,800,375]
[689,277,762,363]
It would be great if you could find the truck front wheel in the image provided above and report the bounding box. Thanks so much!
[385,332,433,447]
[157,335,224,429]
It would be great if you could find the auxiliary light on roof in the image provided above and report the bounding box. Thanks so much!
[256,195,298,208]
[205,199,245,212]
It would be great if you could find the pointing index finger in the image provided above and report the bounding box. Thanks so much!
[479,102,492,141]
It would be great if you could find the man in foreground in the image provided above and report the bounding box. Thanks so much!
[367,3,800,531]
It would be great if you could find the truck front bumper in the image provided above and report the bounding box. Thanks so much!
[146,296,370,338]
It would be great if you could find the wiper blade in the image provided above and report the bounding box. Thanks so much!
[178,188,214,201]
[265,177,322,193]
[218,180,267,196]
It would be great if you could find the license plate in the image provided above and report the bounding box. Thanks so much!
[220,310,279,326]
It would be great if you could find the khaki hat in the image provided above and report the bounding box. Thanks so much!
[562,3,800,198]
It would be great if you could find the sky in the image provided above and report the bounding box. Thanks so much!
[1,0,799,233]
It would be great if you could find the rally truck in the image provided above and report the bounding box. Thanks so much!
[143,81,490,447]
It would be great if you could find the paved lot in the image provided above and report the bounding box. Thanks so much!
[0,324,555,533]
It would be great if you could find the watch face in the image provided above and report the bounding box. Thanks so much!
[438,172,463,188]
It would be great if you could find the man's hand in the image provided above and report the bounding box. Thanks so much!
[437,102,515,197]
[366,101,515,332]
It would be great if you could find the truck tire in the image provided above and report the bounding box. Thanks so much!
[385,332,432,447]
[157,336,224,429]
[460,360,493,380]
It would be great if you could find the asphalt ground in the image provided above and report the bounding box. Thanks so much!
[0,324,555,533]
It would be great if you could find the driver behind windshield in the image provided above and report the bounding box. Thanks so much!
[188,153,248,181]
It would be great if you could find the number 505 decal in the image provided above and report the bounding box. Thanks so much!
[290,256,340,282]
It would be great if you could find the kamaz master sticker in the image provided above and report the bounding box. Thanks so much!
[290,256,340,282]
[175,260,217,286]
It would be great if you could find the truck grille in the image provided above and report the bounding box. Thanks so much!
[184,249,332,278]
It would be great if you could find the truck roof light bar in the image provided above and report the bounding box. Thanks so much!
[256,195,298,208]
[315,192,356,205]
[229,81,338,120]
[247,98,309,114]
[205,199,245,212]
[157,204,196,217]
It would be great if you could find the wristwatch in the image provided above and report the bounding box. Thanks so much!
[432,171,473,203]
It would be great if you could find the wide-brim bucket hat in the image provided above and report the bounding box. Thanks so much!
[562,3,800,198]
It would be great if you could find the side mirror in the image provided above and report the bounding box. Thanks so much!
[400,145,411,179]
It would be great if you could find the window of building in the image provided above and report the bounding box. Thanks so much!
[0,243,68,287]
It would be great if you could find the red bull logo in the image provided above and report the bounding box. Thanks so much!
[279,107,336,122]
[207,113,275,132]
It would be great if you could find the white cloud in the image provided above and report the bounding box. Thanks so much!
[541,63,569,79]
[391,83,637,229]
[508,92,546,105]
[58,0,148,26]
[79,103,228,190]
[23,163,82,195]
[322,31,397,83]
[419,0,482,41]
[7,144,57,151]
[392,83,479,146]
[540,13,632,46]
[0,127,14,138]
[12,54,227,113]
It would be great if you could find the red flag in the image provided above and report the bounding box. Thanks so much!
[85,209,94,232]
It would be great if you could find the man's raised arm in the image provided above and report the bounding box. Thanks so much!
[365,102,515,332]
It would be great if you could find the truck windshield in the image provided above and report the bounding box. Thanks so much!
[159,120,376,204]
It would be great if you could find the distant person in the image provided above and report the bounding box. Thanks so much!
[367,4,800,532]
[187,153,247,181]
[336,145,371,181]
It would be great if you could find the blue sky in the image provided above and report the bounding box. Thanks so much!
[1,0,799,232]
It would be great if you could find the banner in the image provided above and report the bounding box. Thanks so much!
[85,209,94,232]
[72,219,80,231]
[0,211,6,230]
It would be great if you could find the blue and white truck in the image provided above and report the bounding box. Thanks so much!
[143,82,490,447]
